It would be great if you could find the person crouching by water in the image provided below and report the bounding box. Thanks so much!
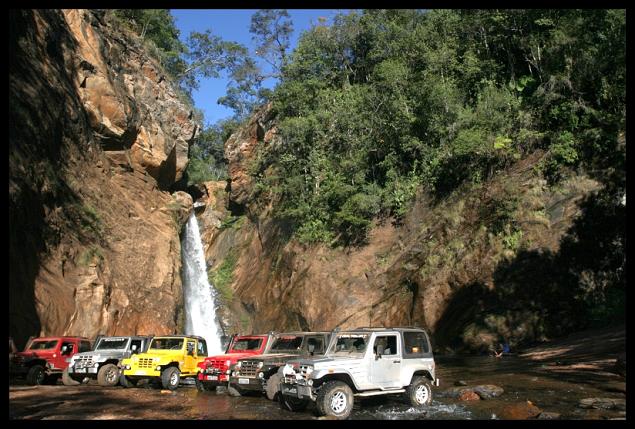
[494,342,511,358]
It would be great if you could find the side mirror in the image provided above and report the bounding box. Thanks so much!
[308,343,315,355]
[375,344,384,359]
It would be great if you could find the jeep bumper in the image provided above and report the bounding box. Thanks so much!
[280,382,315,401]
[228,375,264,392]
[68,366,99,377]
[198,370,229,384]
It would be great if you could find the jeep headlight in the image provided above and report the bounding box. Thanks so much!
[236,361,242,369]
[282,364,294,376]
[257,361,264,369]
[305,366,314,375]
[225,360,231,366]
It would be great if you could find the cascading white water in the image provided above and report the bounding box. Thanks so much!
[181,212,223,355]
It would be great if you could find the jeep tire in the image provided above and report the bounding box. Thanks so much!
[280,394,309,412]
[26,365,46,385]
[119,374,138,388]
[62,367,80,386]
[265,372,281,401]
[161,367,180,390]
[97,363,120,387]
[196,379,216,392]
[227,384,243,397]
[406,376,432,407]
[315,380,354,419]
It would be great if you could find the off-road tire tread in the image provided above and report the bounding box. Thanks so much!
[161,367,180,391]
[97,363,120,387]
[26,365,45,385]
[315,380,354,419]
[406,376,433,407]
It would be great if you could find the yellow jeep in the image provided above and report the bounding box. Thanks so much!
[120,335,208,390]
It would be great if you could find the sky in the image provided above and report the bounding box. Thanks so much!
[171,9,344,126]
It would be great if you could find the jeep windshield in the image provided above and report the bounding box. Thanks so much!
[269,335,303,352]
[230,338,263,352]
[28,340,58,350]
[96,338,129,350]
[328,333,370,355]
[149,338,183,350]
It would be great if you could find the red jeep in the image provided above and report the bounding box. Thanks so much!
[10,336,91,385]
[196,333,274,391]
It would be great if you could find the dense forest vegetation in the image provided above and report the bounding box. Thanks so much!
[112,9,625,330]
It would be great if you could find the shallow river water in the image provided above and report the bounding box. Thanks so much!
[9,354,625,420]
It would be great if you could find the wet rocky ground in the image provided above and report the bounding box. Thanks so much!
[9,326,625,420]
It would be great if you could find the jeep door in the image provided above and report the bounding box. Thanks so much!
[183,339,198,373]
[369,334,402,389]
[57,340,77,369]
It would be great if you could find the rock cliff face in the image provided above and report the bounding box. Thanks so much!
[196,104,602,351]
[9,9,197,348]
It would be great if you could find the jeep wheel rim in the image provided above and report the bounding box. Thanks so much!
[36,371,44,384]
[106,368,118,383]
[330,391,347,413]
[170,372,178,386]
[415,385,429,404]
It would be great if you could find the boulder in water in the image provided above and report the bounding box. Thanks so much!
[499,401,542,419]
[473,384,504,399]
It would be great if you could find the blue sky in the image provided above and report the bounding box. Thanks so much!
[171,9,343,126]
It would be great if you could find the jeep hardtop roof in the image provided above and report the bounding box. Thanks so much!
[28,336,90,342]
[150,335,206,342]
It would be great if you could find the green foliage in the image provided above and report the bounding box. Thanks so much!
[252,9,624,246]
[208,250,238,302]
[185,119,238,186]
[78,245,104,267]
[112,10,187,81]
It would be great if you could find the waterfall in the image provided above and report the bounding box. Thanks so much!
[181,212,223,355]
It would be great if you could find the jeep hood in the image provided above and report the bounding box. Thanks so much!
[286,355,362,366]
[73,350,125,360]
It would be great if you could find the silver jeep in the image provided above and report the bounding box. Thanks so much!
[64,336,151,386]
[279,327,439,419]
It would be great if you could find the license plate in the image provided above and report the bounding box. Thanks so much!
[238,378,250,385]
[75,368,86,373]
[207,375,218,381]
[134,370,147,375]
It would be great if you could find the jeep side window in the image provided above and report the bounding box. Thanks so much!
[80,341,91,352]
[187,341,195,356]
[306,337,325,354]
[373,336,397,355]
[61,342,74,355]
[403,331,430,357]
[197,339,208,357]
[130,340,142,354]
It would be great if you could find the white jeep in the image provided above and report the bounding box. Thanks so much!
[279,327,439,419]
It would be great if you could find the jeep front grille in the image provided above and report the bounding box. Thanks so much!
[207,359,228,373]
[76,356,94,367]
[137,358,154,369]
[238,360,260,377]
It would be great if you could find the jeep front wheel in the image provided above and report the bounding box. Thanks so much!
[161,367,180,390]
[62,367,80,386]
[265,372,281,401]
[26,365,46,385]
[119,374,138,388]
[97,364,120,387]
[196,379,216,392]
[280,394,309,412]
[315,380,354,419]
[406,376,432,407]
[227,384,243,397]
